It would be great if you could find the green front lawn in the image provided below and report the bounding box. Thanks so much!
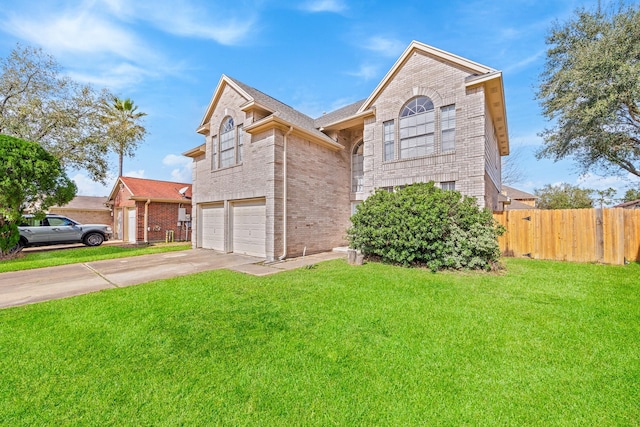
[1,258,638,425]
[0,243,191,273]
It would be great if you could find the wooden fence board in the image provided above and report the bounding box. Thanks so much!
[493,208,640,265]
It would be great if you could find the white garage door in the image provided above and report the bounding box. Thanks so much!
[200,204,224,251]
[232,200,266,258]
[127,208,136,243]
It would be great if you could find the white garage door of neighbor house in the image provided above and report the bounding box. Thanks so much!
[232,200,266,258]
[200,205,224,251]
[127,208,136,243]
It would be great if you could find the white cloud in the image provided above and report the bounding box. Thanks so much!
[503,49,545,74]
[72,172,114,196]
[301,0,347,13]
[346,64,379,80]
[124,169,146,178]
[576,172,640,198]
[4,9,147,62]
[163,154,192,183]
[364,36,405,58]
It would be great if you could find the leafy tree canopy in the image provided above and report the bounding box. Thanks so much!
[0,135,76,257]
[0,44,114,183]
[621,187,640,203]
[534,183,594,209]
[537,3,640,178]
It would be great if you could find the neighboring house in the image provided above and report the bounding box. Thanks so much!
[107,177,192,243]
[184,40,510,260]
[49,196,111,225]
[501,185,538,210]
[613,199,640,209]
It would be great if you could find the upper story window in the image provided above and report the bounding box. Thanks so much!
[399,96,435,159]
[352,141,364,193]
[383,120,395,162]
[219,117,235,168]
[441,105,456,152]
[214,117,244,169]
[237,124,244,163]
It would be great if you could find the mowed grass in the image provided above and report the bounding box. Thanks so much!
[0,258,638,426]
[0,243,191,273]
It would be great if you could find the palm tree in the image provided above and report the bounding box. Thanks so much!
[101,97,147,177]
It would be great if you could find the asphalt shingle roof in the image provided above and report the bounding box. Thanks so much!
[119,177,192,200]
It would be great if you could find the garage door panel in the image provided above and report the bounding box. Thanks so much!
[232,201,266,258]
[201,205,224,251]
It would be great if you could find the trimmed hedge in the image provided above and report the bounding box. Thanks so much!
[347,182,504,271]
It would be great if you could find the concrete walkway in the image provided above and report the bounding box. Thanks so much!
[0,249,346,309]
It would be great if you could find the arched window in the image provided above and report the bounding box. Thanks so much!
[352,141,364,193]
[399,96,434,159]
[219,117,235,168]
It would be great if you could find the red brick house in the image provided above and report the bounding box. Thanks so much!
[107,177,192,243]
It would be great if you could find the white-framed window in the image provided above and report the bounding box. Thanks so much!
[383,120,395,162]
[352,141,364,193]
[441,105,456,152]
[237,124,243,163]
[219,117,235,168]
[211,135,217,170]
[399,96,435,159]
[441,181,456,191]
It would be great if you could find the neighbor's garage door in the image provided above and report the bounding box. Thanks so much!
[232,200,266,257]
[200,204,224,251]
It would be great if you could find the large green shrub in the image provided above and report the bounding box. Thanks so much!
[347,182,504,271]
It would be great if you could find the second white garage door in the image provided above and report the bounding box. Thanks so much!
[200,204,224,251]
[232,200,266,258]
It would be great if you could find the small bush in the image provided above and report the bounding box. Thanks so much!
[347,182,504,271]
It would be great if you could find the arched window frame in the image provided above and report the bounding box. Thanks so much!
[219,116,235,168]
[399,96,435,159]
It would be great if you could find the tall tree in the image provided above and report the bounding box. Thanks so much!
[0,135,76,258]
[534,183,594,209]
[593,187,617,208]
[536,4,640,178]
[621,187,640,203]
[0,44,113,182]
[100,97,147,177]
[501,146,527,185]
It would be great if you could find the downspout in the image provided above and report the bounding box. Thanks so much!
[144,199,151,243]
[279,126,294,260]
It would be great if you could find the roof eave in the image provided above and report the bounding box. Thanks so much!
[465,71,510,156]
[245,115,345,151]
[319,108,376,132]
[183,144,206,158]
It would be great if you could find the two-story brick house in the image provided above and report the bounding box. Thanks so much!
[184,40,510,260]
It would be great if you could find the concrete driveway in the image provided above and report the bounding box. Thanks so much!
[0,249,345,309]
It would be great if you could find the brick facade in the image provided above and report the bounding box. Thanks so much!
[186,41,510,260]
[108,177,192,243]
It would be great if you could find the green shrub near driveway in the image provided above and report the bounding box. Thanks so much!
[348,182,504,270]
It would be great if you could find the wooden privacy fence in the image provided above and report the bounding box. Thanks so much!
[493,208,640,265]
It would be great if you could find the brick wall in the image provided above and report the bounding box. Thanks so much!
[133,201,192,243]
[48,208,112,226]
[362,50,489,207]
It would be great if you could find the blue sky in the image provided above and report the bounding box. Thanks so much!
[1,0,639,200]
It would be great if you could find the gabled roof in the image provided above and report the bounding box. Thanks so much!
[613,199,640,208]
[502,185,538,200]
[358,40,510,155]
[197,75,343,150]
[51,196,109,211]
[107,177,192,203]
[314,99,367,129]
